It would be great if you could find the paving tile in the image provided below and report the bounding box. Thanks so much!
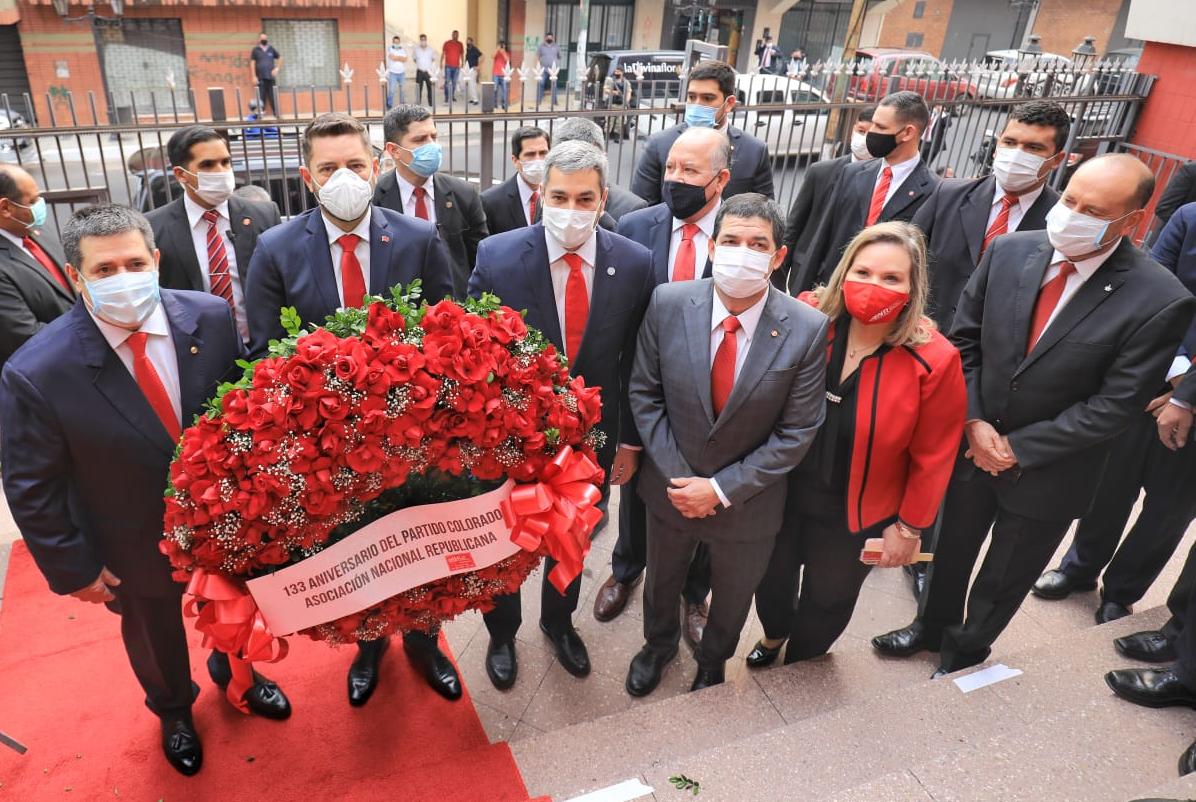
[443,609,482,656]
[456,627,555,720]
[508,718,546,744]
[520,664,639,731]
[475,699,520,744]
[824,769,936,802]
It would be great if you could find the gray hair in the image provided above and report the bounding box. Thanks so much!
[672,127,731,173]
[713,193,785,249]
[544,140,608,190]
[63,203,155,268]
[553,117,605,150]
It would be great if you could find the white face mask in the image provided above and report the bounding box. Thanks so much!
[849,131,871,161]
[711,245,774,298]
[183,169,235,206]
[83,269,161,329]
[1045,202,1133,259]
[992,147,1049,194]
[313,167,375,223]
[542,206,597,250]
[520,159,546,186]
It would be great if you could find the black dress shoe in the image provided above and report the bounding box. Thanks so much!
[540,622,591,677]
[904,563,929,600]
[160,714,203,776]
[485,639,518,690]
[402,632,462,701]
[1115,630,1177,663]
[1105,667,1196,709]
[872,620,939,657]
[690,665,724,691]
[1180,738,1196,776]
[626,646,676,697]
[1031,569,1097,601]
[207,651,292,720]
[745,640,785,669]
[348,637,390,707]
[931,667,950,679]
[1095,600,1132,624]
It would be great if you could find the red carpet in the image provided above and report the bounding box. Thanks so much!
[0,541,539,801]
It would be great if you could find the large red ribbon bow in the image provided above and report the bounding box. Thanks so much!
[501,445,605,593]
[184,568,289,714]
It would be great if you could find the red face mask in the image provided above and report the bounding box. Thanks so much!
[842,280,909,325]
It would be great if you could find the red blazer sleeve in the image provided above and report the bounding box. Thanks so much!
[898,343,967,529]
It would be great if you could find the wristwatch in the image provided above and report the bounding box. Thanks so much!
[895,521,921,540]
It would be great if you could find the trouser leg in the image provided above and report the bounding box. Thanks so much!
[695,534,776,670]
[483,587,522,643]
[752,515,801,641]
[643,513,699,655]
[107,590,194,717]
[784,517,874,662]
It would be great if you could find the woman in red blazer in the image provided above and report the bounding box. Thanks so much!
[747,221,966,667]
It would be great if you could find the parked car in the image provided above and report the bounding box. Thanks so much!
[0,107,32,161]
[844,48,977,103]
[585,50,685,105]
[971,49,1075,99]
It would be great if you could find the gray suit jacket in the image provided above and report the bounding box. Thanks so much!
[0,228,75,369]
[630,280,828,542]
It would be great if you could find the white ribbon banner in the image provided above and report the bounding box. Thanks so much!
[246,480,521,635]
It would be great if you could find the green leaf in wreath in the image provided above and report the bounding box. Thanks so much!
[279,306,303,337]
[668,775,700,795]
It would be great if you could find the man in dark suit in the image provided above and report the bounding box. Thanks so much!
[244,112,458,706]
[625,193,828,695]
[872,154,1196,676]
[467,141,655,690]
[0,164,75,368]
[551,117,648,223]
[1155,161,1196,229]
[481,126,550,236]
[374,104,488,296]
[776,105,874,292]
[1,205,292,776]
[147,125,281,346]
[631,60,774,206]
[799,91,939,293]
[593,127,732,638]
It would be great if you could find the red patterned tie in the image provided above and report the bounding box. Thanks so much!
[563,252,588,365]
[981,194,1018,256]
[126,331,181,441]
[866,166,893,226]
[1026,261,1077,354]
[711,316,741,417]
[22,235,71,294]
[337,234,367,307]
[201,209,235,312]
[672,223,699,282]
[528,190,539,225]
[412,186,430,220]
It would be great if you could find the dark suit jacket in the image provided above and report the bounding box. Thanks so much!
[1156,162,1196,227]
[0,290,243,596]
[779,154,858,293]
[1151,201,1196,354]
[244,206,455,356]
[481,175,527,237]
[949,231,1196,521]
[913,176,1057,331]
[631,122,775,206]
[466,224,655,470]
[614,202,710,284]
[146,195,281,297]
[0,228,75,368]
[373,170,489,297]
[605,186,649,222]
[801,157,939,292]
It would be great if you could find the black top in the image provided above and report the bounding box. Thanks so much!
[466,44,482,68]
[251,45,281,80]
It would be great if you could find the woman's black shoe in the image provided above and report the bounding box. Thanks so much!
[745,640,785,668]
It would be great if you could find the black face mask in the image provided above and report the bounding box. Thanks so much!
[865,130,899,159]
[259,39,268,46]
[662,175,716,221]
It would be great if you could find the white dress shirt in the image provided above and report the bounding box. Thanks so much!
[387,45,408,76]
[91,302,182,428]
[322,212,373,307]
[517,173,539,225]
[873,152,921,209]
[1038,244,1118,333]
[413,45,437,72]
[183,194,248,343]
[988,180,1046,233]
[395,171,437,225]
[706,289,769,507]
[667,199,720,282]
[544,229,596,357]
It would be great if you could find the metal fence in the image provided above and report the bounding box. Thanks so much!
[0,56,1174,239]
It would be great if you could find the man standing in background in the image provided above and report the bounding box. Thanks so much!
[386,35,408,110]
[441,30,465,105]
[413,34,437,109]
[537,33,562,108]
[249,32,281,117]
[465,36,482,106]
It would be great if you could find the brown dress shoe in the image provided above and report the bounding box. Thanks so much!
[683,599,709,651]
[593,574,640,622]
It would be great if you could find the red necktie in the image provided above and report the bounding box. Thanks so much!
[711,315,741,417]
[866,166,893,226]
[1026,261,1077,354]
[672,223,699,282]
[563,252,588,366]
[528,190,539,225]
[22,235,71,294]
[125,331,181,441]
[412,186,430,220]
[337,234,367,307]
[201,209,235,312]
[981,194,1018,256]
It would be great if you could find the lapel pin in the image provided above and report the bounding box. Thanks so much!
[241,217,251,227]
[445,201,453,209]
[190,345,199,354]
[607,266,616,276]
[1104,284,1112,292]
[381,235,391,244]
[908,190,915,196]
[771,330,779,337]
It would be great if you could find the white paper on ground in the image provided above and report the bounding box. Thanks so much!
[952,663,1023,693]
[562,778,655,802]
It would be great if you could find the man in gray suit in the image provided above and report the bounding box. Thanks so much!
[626,193,828,696]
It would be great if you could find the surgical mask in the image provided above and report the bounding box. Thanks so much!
[313,167,375,223]
[865,130,899,159]
[843,280,908,325]
[11,197,47,230]
[711,245,774,298]
[181,169,235,206]
[850,131,872,161]
[662,175,716,221]
[520,158,546,186]
[84,270,161,328]
[684,103,718,129]
[1045,202,1134,259]
[543,206,597,250]
[399,142,443,178]
[992,147,1049,193]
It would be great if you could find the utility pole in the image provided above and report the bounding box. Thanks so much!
[824,0,870,157]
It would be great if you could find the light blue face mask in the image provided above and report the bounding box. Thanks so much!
[84,269,161,328]
[684,103,718,129]
[12,197,47,230]
[400,141,443,178]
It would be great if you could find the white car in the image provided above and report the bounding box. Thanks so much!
[972,49,1075,99]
